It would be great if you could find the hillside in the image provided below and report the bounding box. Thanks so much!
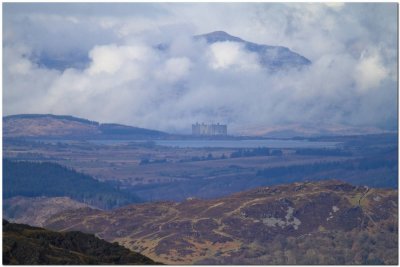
[3,220,159,265]
[3,159,141,209]
[3,114,167,139]
[235,123,390,138]
[42,180,398,264]
[4,196,94,227]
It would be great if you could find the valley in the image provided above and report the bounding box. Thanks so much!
[3,129,397,202]
[2,114,398,265]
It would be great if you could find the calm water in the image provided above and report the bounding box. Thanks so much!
[43,139,339,148]
[154,139,339,148]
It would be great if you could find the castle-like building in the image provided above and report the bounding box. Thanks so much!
[192,123,227,136]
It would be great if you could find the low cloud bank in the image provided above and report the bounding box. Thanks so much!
[3,3,397,133]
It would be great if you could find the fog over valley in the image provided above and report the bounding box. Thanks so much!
[3,3,397,133]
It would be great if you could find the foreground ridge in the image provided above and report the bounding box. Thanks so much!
[42,180,398,264]
[2,220,160,265]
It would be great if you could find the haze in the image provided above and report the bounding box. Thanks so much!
[3,3,397,133]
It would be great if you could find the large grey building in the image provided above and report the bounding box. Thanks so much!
[192,123,227,136]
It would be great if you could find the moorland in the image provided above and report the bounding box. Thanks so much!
[3,114,398,264]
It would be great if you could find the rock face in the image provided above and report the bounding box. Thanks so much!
[42,180,398,264]
[2,220,159,265]
[3,114,167,139]
[195,31,311,70]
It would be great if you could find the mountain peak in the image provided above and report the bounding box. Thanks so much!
[195,30,311,69]
[195,30,244,43]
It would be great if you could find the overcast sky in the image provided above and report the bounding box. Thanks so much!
[3,3,398,133]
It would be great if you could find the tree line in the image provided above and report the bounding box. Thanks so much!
[3,159,141,209]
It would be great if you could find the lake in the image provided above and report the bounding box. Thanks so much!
[44,138,340,149]
[154,139,339,148]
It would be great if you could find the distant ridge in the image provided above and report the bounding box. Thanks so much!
[156,31,311,71]
[3,113,99,125]
[194,30,245,43]
[3,113,168,139]
[194,30,311,70]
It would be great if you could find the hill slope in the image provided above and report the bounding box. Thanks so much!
[3,220,158,265]
[43,180,398,264]
[4,196,94,227]
[3,114,167,139]
[3,159,140,209]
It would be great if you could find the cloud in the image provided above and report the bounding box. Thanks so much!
[87,44,154,77]
[155,57,192,83]
[323,3,345,10]
[208,42,261,71]
[354,51,389,92]
[2,3,398,133]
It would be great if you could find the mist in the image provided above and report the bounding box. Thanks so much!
[3,3,397,134]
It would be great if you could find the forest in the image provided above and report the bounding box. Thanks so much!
[3,160,140,209]
[256,156,398,188]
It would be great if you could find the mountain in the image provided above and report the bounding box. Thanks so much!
[3,220,159,265]
[3,114,168,139]
[194,31,311,70]
[37,31,310,72]
[41,180,398,264]
[3,159,141,209]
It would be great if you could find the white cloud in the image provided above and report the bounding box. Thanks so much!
[3,45,37,75]
[323,3,345,11]
[2,3,398,132]
[87,44,153,77]
[208,42,261,71]
[354,51,389,92]
[155,57,191,83]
